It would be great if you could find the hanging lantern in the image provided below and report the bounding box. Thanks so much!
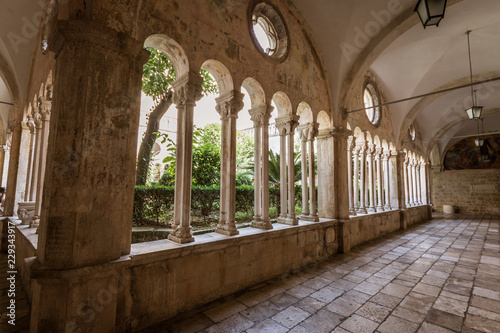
[465,106,483,120]
[475,138,484,147]
[414,0,447,28]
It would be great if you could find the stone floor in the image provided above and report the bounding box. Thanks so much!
[0,254,30,333]
[145,214,500,333]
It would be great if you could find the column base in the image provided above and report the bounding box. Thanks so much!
[251,219,273,230]
[277,217,298,225]
[168,226,194,244]
[357,207,368,214]
[367,207,377,213]
[384,205,392,210]
[29,216,40,228]
[300,215,319,222]
[376,205,384,211]
[215,221,239,236]
[349,209,357,216]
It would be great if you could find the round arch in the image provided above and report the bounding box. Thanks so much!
[144,34,190,78]
[241,77,266,109]
[201,59,234,95]
[272,91,292,116]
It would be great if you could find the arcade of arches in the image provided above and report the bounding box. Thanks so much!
[0,0,498,332]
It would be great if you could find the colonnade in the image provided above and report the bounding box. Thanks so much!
[347,132,428,216]
[17,85,52,228]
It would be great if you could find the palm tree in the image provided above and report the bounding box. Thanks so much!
[244,150,301,186]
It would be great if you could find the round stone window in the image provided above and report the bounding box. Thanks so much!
[249,2,289,61]
[363,83,381,126]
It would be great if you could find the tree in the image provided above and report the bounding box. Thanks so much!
[244,150,301,186]
[136,47,218,185]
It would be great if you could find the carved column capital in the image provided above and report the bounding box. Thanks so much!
[275,114,299,136]
[172,72,204,106]
[347,136,356,151]
[249,105,267,126]
[216,90,244,121]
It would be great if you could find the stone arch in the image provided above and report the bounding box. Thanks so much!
[382,139,388,150]
[389,142,396,152]
[297,102,313,125]
[353,126,364,142]
[374,135,381,147]
[144,34,190,77]
[317,111,331,130]
[366,131,373,144]
[346,122,352,131]
[241,77,266,109]
[201,59,234,95]
[272,91,292,116]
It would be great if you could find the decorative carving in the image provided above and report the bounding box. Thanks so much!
[172,72,203,106]
[215,91,244,121]
[275,114,299,135]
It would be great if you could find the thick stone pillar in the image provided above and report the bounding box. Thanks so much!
[375,147,384,211]
[352,145,360,213]
[347,137,356,216]
[275,115,299,225]
[367,144,376,213]
[307,126,319,221]
[332,127,351,221]
[169,72,203,243]
[31,20,148,333]
[357,142,368,214]
[4,121,21,216]
[298,125,310,219]
[317,128,335,219]
[0,145,9,188]
[216,90,244,236]
[383,150,391,210]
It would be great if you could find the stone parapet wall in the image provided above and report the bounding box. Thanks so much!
[348,206,430,248]
[431,169,500,214]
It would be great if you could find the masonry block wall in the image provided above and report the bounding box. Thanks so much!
[431,169,500,214]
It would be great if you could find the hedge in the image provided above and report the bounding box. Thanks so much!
[133,184,315,225]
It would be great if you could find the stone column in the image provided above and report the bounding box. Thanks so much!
[347,136,356,216]
[261,112,272,226]
[216,90,244,236]
[23,115,36,202]
[332,127,351,221]
[277,123,287,221]
[375,147,384,211]
[352,144,360,213]
[0,146,4,188]
[357,142,368,214]
[250,106,272,230]
[396,152,406,210]
[29,110,42,202]
[30,98,51,229]
[275,115,299,225]
[409,160,415,206]
[367,144,376,213]
[403,156,410,207]
[169,72,203,243]
[298,125,310,219]
[307,125,319,221]
[383,150,391,210]
[416,163,422,205]
[31,20,149,333]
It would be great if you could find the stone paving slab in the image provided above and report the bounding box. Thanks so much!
[140,215,500,332]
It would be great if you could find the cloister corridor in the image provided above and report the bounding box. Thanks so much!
[133,214,500,333]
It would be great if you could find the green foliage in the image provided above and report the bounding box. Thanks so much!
[236,173,252,186]
[142,47,219,99]
[192,142,221,186]
[245,150,301,186]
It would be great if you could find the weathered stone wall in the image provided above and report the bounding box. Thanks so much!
[348,205,430,248]
[129,221,339,331]
[14,224,36,301]
[431,169,500,214]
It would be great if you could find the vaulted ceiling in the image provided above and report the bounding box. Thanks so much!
[292,0,500,163]
[1,0,499,162]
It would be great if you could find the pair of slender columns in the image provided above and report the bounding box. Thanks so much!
[366,144,377,213]
[347,137,357,216]
[22,115,36,203]
[275,115,299,225]
[250,106,272,230]
[215,91,245,236]
[354,142,368,214]
[382,151,392,210]
[168,72,203,243]
[374,147,384,211]
[298,123,319,222]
